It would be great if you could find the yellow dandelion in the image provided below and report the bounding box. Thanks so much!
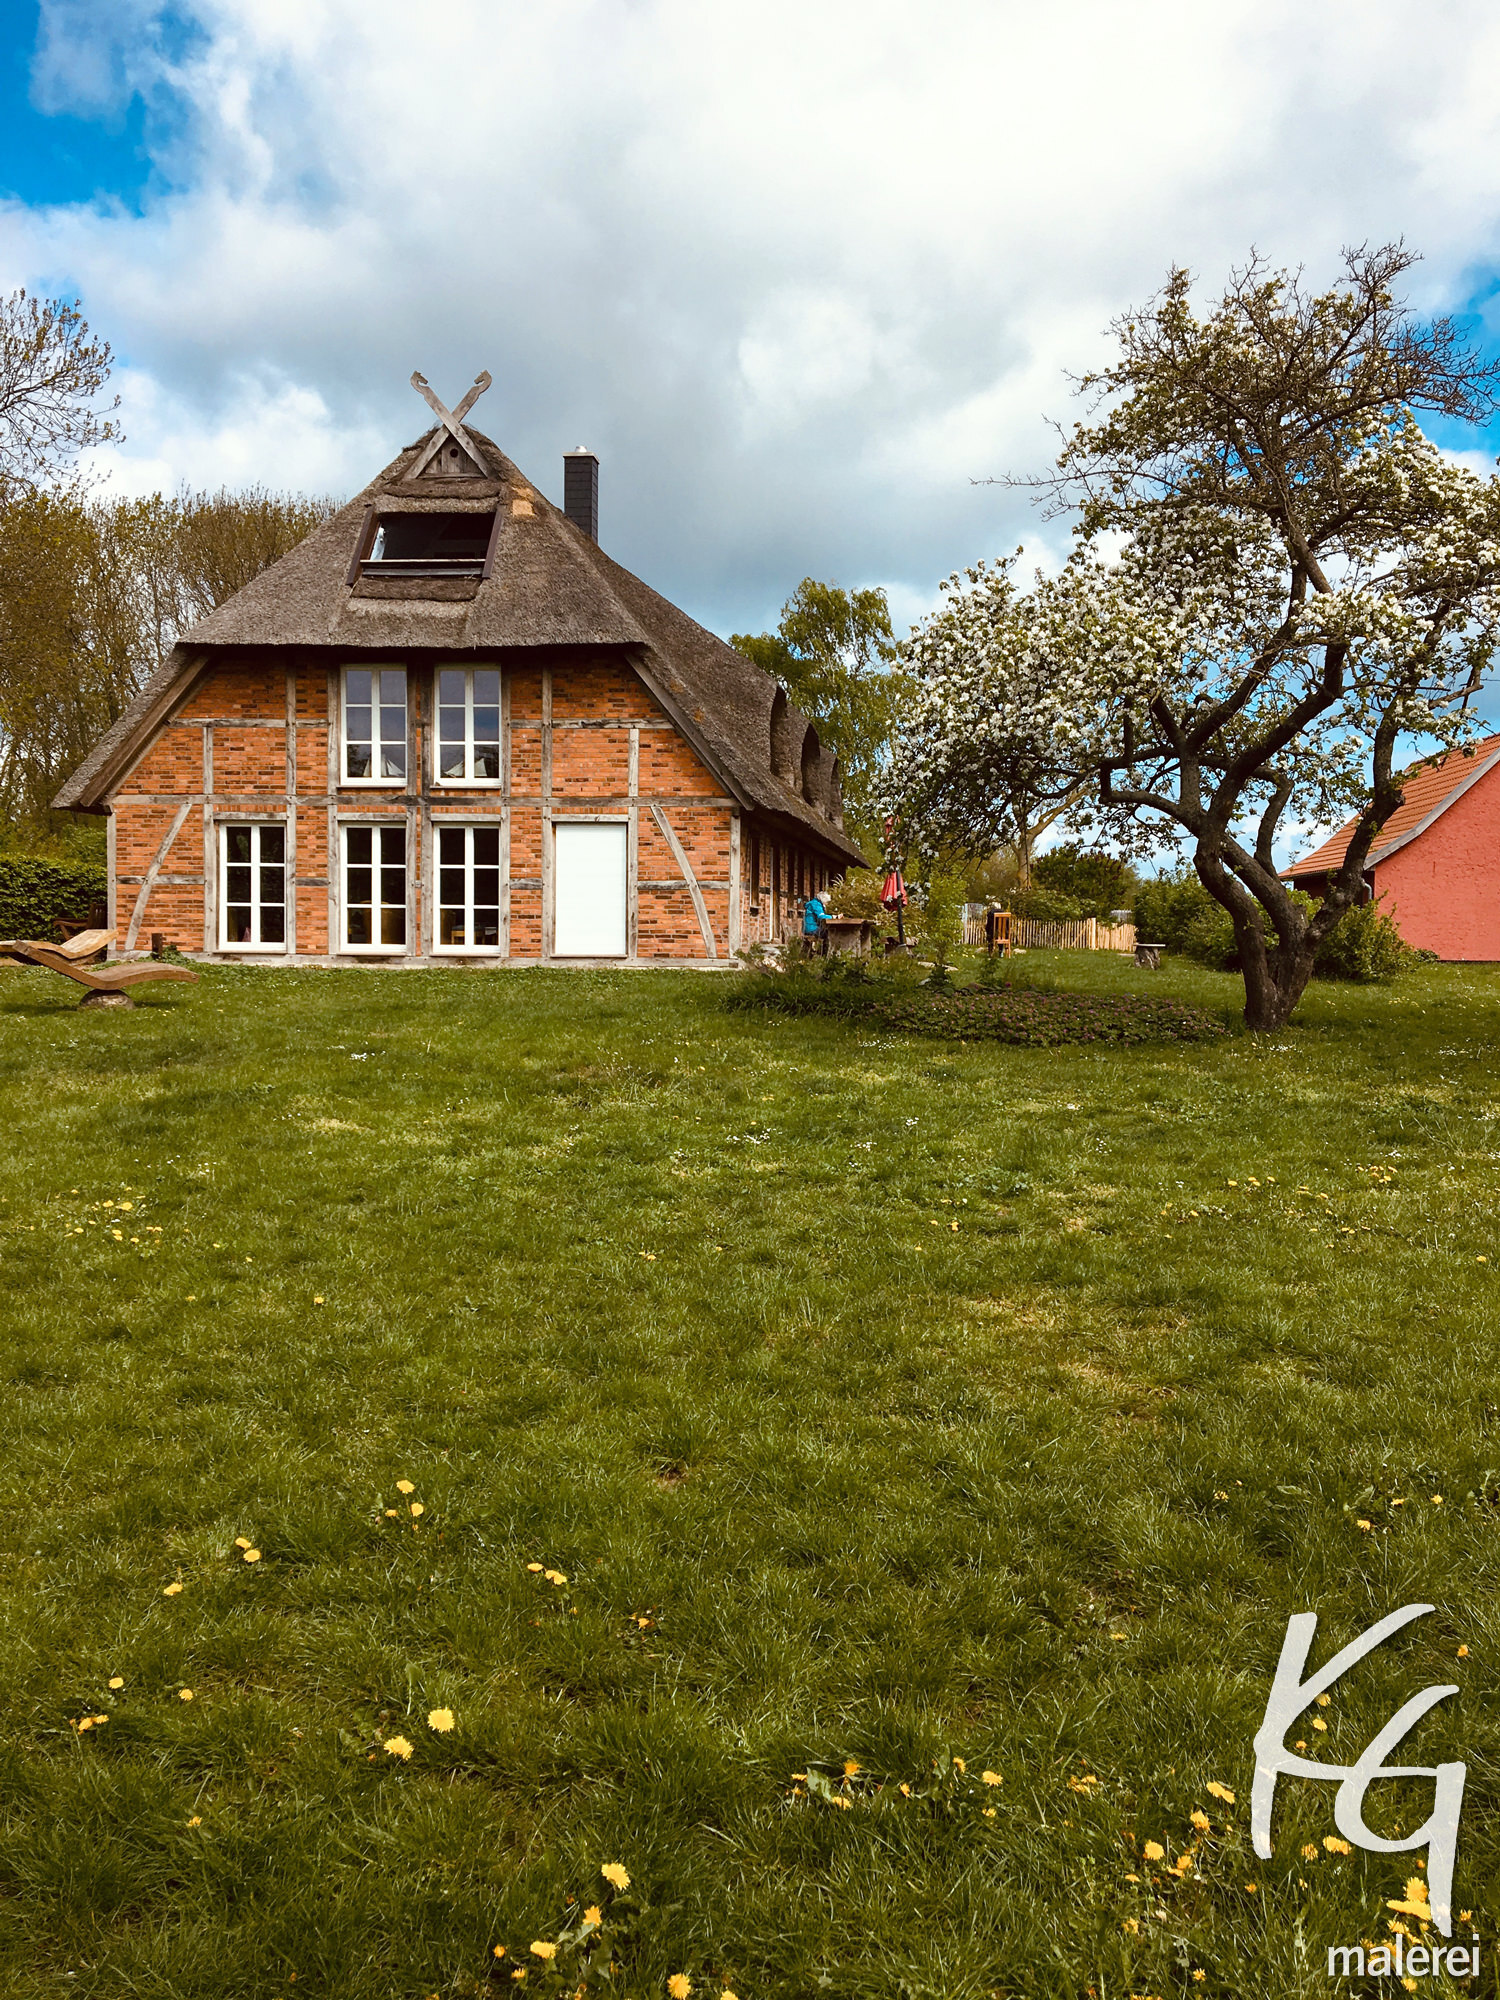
[384,1508,398,1517]
[77,1718,93,1732]
[108,1676,123,1690]
[720,1991,739,2000]
[843,1758,861,1777]
[493,1945,506,1959]
[1192,1972,1206,1984]
[982,1769,1002,1785]
[1245,1881,1258,1893]
[601,1862,630,1890]
[1458,1644,1470,1658]
[530,1942,557,1961]
[383,1735,414,1760]
[582,1905,602,1926]
[1301,1842,1318,1860]
[178,1688,194,1702]
[952,1756,966,1773]
[1206,1781,1235,1802]
[187,1815,201,1827]
[1142,1839,1165,1861]
[410,1502,425,1518]
[1315,1693,1331,1707]
[313,1295,324,1305]
[981,1806,995,1818]
[243,1549,261,1563]
[1323,1835,1351,1855]
[667,1976,691,1998]
[234,1536,251,1550]
[1190,1810,1209,1832]
[1122,1917,1139,1935]
[163,1581,183,1596]
[396,1480,415,1495]
[427,1707,455,1732]
[1311,1717,1328,1732]
[526,1562,544,1572]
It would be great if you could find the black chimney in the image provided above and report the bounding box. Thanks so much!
[563,448,598,541]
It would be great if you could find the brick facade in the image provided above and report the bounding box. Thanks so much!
[108,649,836,964]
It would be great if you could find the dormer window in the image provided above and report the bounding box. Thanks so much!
[363,510,498,578]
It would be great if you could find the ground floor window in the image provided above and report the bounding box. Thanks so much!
[221,823,286,947]
[343,824,407,949]
[554,820,627,957]
[435,823,501,950]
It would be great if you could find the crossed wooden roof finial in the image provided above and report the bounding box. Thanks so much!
[406,369,493,479]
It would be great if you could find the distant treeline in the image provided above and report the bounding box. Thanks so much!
[0,487,335,850]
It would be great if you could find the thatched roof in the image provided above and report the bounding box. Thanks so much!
[54,426,867,866]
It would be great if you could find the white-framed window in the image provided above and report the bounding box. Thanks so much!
[342,665,407,784]
[342,823,407,951]
[436,666,501,782]
[433,823,502,951]
[221,823,287,948]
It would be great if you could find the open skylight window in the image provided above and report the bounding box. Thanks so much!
[364,511,497,577]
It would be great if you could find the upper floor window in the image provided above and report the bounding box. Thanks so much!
[436,667,501,783]
[343,666,406,784]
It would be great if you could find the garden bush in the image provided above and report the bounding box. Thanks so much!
[1010,885,1088,923]
[1313,898,1412,981]
[0,855,107,942]
[1134,872,1409,982]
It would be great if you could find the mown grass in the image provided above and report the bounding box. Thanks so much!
[1,950,1498,1998]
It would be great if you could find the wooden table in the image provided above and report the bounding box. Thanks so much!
[821,917,874,957]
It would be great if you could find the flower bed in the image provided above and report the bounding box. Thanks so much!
[730,973,1228,1046]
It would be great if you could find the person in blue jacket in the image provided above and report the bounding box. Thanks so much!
[803,888,830,951]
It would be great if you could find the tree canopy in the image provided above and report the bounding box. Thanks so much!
[886,245,1500,1028]
[0,487,335,844]
[0,289,119,495]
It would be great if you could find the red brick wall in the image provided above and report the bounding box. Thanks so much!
[108,651,761,962]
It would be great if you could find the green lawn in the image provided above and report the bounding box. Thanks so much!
[2,952,1498,1998]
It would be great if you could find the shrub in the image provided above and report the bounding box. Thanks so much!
[1313,899,1412,982]
[0,856,107,942]
[1032,842,1138,918]
[1010,885,1088,923]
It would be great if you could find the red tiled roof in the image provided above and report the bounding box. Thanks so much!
[1284,733,1500,878]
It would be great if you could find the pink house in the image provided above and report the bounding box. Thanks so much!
[1283,733,1500,960]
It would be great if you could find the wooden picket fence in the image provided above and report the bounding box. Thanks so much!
[962,909,1136,953]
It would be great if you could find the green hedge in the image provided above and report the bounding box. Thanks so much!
[0,857,108,943]
[1133,873,1413,982]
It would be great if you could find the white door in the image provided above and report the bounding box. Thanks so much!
[554,822,628,957]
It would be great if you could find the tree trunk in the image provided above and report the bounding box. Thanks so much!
[1235,916,1317,1031]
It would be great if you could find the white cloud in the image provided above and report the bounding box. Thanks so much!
[6,0,1500,638]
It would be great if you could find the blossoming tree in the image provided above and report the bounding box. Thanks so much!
[889,247,1500,1028]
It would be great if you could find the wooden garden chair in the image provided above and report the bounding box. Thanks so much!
[0,937,197,1008]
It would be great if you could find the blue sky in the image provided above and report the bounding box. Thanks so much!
[0,1,153,213]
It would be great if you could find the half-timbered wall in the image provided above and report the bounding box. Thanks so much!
[108,650,831,962]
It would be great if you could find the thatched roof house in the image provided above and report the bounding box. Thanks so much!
[57,379,863,964]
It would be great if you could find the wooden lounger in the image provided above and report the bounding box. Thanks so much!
[1,938,197,1008]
